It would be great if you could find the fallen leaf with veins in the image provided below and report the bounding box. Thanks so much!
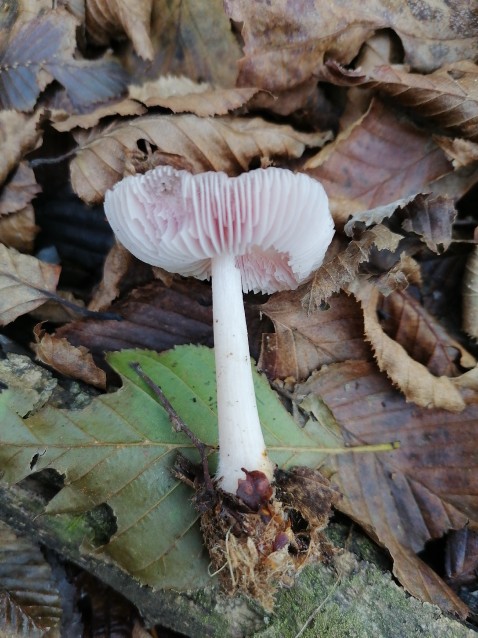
[0,245,61,326]
[70,114,332,204]
[32,325,107,390]
[351,278,466,412]
[324,59,478,142]
[259,291,370,382]
[304,100,452,225]
[295,358,477,617]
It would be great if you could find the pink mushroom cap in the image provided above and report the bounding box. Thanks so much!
[104,166,333,294]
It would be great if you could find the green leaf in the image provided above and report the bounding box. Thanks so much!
[0,345,343,591]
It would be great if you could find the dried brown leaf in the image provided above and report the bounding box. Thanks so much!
[51,98,147,133]
[0,9,127,111]
[0,162,41,217]
[126,0,241,89]
[0,521,62,636]
[463,245,478,339]
[304,100,452,225]
[32,325,106,389]
[434,136,478,169]
[56,279,213,358]
[0,207,37,251]
[302,226,402,311]
[325,59,478,142]
[225,0,478,93]
[0,245,61,325]
[85,0,154,60]
[377,289,475,377]
[352,279,466,411]
[445,528,478,586]
[88,241,134,312]
[296,359,476,617]
[0,110,42,184]
[259,291,370,382]
[130,75,260,117]
[345,193,457,253]
[70,114,332,204]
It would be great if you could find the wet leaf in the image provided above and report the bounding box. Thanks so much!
[304,100,452,225]
[295,359,477,617]
[259,290,370,382]
[0,521,62,636]
[352,279,466,411]
[32,325,107,390]
[325,60,478,142]
[85,0,154,60]
[70,114,331,204]
[0,245,61,325]
[0,346,356,590]
[225,0,478,93]
[0,9,127,111]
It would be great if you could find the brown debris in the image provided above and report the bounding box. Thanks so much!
[175,456,338,610]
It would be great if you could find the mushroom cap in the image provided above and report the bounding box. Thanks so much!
[104,166,333,294]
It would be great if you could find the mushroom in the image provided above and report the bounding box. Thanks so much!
[104,166,334,494]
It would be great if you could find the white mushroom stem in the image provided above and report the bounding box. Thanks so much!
[211,253,274,494]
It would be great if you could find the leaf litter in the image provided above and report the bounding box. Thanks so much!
[0,0,478,629]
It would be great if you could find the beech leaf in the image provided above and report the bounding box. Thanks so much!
[0,346,367,590]
[129,0,241,89]
[325,59,478,142]
[301,226,402,311]
[303,100,452,225]
[70,114,332,204]
[0,110,42,184]
[225,0,478,93]
[0,245,61,326]
[259,290,370,382]
[85,0,154,61]
[0,9,127,111]
[129,76,261,117]
[351,279,466,412]
[32,325,107,390]
[295,359,477,617]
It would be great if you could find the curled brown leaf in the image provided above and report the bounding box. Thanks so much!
[351,279,466,412]
[70,114,332,204]
[325,59,478,142]
[32,325,106,389]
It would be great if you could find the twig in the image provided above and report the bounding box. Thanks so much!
[129,362,214,494]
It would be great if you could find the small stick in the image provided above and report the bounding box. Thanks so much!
[129,362,215,493]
